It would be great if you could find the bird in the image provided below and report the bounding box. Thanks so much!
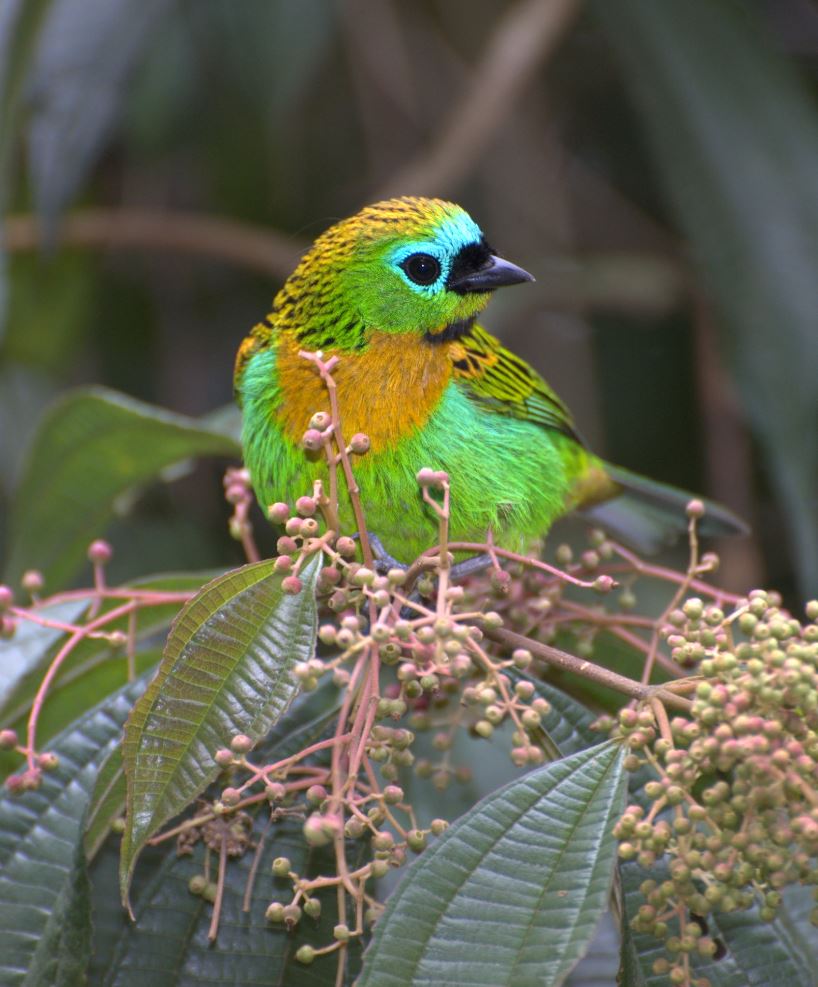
[235,196,745,564]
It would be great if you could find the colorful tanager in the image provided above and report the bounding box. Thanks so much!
[235,197,743,561]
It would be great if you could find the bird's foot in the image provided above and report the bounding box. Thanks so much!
[361,532,409,574]
[448,553,493,582]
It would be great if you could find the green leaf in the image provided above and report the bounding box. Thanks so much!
[0,571,216,743]
[778,885,818,978]
[91,820,361,987]
[520,671,599,757]
[1,649,159,788]
[709,904,818,986]
[119,553,321,905]
[0,677,145,986]
[591,0,818,592]
[0,598,89,715]
[89,685,360,987]
[4,387,240,589]
[619,859,818,987]
[617,914,649,987]
[84,745,126,861]
[358,742,627,987]
[26,0,172,234]
[85,677,342,864]
[0,0,54,334]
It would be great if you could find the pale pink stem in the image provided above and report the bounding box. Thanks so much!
[425,541,601,588]
[35,588,193,605]
[26,601,137,768]
[10,608,88,634]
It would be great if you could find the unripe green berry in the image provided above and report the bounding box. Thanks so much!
[272,856,291,877]
[295,945,315,964]
[407,828,427,852]
[370,859,389,878]
[188,874,207,895]
[303,898,322,919]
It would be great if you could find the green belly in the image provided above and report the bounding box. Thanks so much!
[240,348,576,562]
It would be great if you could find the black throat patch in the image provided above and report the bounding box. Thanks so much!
[424,314,476,345]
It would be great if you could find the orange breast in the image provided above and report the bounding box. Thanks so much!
[276,332,453,452]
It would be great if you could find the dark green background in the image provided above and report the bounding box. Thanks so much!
[2,0,817,600]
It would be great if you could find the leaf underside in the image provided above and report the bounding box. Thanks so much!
[119,554,320,903]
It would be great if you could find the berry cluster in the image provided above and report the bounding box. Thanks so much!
[608,592,818,985]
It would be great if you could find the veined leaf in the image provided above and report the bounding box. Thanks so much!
[358,742,626,987]
[0,677,145,987]
[85,677,342,863]
[84,745,126,862]
[119,553,321,905]
[90,681,357,986]
[514,669,599,758]
[92,820,361,987]
[4,387,240,589]
[619,839,818,985]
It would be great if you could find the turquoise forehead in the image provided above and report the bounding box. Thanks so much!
[386,208,484,265]
[429,208,483,254]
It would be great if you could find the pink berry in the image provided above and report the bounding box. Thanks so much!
[302,429,324,451]
[88,540,113,565]
[282,575,303,595]
[268,502,290,523]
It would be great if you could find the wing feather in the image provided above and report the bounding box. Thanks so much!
[450,323,584,443]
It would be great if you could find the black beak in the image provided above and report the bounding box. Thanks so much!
[448,255,535,294]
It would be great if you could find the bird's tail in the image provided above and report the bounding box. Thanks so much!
[579,463,749,556]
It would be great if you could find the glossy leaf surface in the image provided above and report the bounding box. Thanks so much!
[0,678,144,986]
[359,741,626,987]
[4,387,239,589]
[90,684,357,987]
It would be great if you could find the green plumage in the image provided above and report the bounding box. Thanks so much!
[235,197,746,562]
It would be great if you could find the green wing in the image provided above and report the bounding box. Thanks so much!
[449,324,748,552]
[450,323,584,444]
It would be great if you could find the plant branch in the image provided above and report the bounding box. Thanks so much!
[486,625,693,713]
[3,209,303,278]
[378,0,580,197]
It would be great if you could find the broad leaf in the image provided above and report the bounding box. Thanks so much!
[591,0,818,592]
[4,387,240,589]
[90,682,358,987]
[0,598,89,715]
[358,742,626,987]
[91,820,361,987]
[0,571,215,738]
[518,670,599,757]
[0,0,53,334]
[85,677,342,863]
[84,745,126,862]
[119,553,321,904]
[619,858,818,986]
[0,677,145,987]
[26,0,172,234]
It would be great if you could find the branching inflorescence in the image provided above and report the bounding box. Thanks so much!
[2,350,816,987]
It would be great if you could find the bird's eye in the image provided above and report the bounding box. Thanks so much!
[400,253,442,287]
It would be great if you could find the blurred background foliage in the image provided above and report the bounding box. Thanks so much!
[1,0,817,600]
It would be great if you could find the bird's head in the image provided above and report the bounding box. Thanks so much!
[273,197,534,348]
